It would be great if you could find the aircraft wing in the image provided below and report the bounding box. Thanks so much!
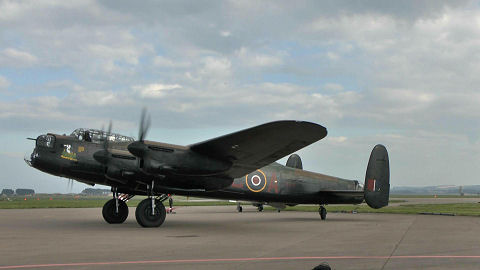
[189,121,327,178]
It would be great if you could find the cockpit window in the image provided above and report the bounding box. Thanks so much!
[70,128,134,144]
[37,135,55,148]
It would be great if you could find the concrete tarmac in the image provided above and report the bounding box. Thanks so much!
[1,206,480,270]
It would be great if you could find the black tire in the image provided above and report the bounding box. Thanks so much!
[237,206,243,213]
[135,198,166,227]
[102,199,128,224]
[320,207,327,220]
[258,205,264,212]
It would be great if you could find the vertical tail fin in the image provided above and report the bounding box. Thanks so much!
[364,144,390,209]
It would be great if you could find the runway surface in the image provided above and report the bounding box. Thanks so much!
[1,206,480,270]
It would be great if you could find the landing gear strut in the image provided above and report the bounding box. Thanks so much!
[135,181,167,227]
[319,205,327,220]
[102,188,128,224]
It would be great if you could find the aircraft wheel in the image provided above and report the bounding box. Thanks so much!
[135,198,166,227]
[319,206,327,220]
[102,199,128,224]
[257,205,264,212]
[237,205,243,212]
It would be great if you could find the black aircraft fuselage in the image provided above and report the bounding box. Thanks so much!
[27,121,390,227]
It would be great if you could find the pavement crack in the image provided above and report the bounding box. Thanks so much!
[380,215,417,270]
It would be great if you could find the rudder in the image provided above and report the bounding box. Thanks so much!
[364,144,390,209]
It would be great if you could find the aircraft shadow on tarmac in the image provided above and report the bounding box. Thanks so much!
[267,216,372,223]
[48,214,374,231]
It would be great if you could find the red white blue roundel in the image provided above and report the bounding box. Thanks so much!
[245,170,267,192]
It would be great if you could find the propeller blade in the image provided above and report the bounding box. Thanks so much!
[104,120,112,150]
[107,120,112,136]
[101,120,113,163]
[67,179,74,193]
[138,108,150,142]
[145,114,151,138]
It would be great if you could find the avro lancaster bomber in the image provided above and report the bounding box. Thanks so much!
[26,110,390,227]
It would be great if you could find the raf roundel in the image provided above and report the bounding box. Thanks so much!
[245,170,267,192]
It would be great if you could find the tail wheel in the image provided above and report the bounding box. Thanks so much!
[102,199,129,224]
[135,198,166,227]
[319,206,327,220]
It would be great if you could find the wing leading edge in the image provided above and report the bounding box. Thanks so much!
[189,121,327,178]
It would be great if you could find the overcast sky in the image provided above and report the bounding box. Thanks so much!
[1,0,480,193]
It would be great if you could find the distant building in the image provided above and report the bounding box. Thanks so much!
[81,188,110,196]
[1,189,14,196]
[15,189,35,196]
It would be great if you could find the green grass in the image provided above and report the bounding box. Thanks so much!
[391,194,480,199]
[274,203,480,216]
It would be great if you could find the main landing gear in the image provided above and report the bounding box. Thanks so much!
[102,188,129,224]
[319,205,327,220]
[135,181,167,228]
[102,183,168,227]
[135,197,166,227]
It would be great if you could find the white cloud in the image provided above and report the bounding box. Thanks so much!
[327,136,348,143]
[235,47,284,68]
[0,48,38,67]
[326,52,339,60]
[134,83,182,98]
[0,76,10,91]
[70,90,123,106]
[202,57,231,73]
[87,44,141,66]
[220,31,231,37]
[153,56,191,68]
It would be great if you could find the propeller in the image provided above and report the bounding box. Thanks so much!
[128,108,151,158]
[93,120,113,165]
[93,121,132,184]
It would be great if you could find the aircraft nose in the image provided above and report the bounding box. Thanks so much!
[24,148,37,167]
[24,136,39,167]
